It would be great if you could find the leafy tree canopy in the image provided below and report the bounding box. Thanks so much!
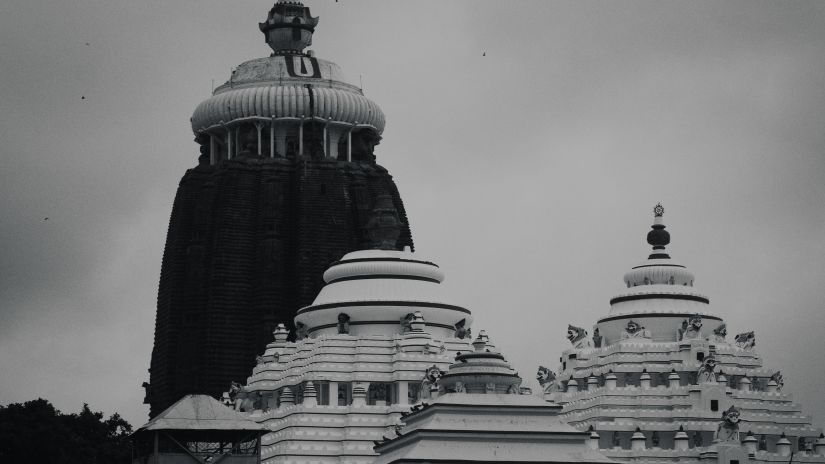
[0,398,132,463]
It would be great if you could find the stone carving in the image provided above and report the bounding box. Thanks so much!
[612,431,621,448]
[536,366,557,393]
[678,314,703,340]
[696,356,717,383]
[621,320,651,340]
[424,365,445,386]
[507,384,520,395]
[711,322,727,342]
[652,431,661,448]
[519,386,533,395]
[592,328,603,348]
[693,431,704,448]
[295,322,308,341]
[337,313,350,334]
[454,318,471,339]
[255,355,264,365]
[735,331,756,349]
[453,382,465,393]
[771,371,784,392]
[714,405,741,442]
[401,313,414,333]
[567,324,593,348]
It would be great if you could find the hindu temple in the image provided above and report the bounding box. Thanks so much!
[545,205,825,464]
[145,0,413,417]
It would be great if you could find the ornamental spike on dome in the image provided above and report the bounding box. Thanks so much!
[260,1,319,55]
[646,203,671,259]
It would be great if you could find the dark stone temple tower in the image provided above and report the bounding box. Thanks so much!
[144,1,413,417]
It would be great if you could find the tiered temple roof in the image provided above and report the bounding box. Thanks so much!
[548,205,825,464]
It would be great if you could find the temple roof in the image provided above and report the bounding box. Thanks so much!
[135,394,267,433]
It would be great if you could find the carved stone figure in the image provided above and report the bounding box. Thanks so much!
[228,381,243,401]
[401,313,414,333]
[771,371,784,392]
[337,312,351,334]
[758,434,767,451]
[567,324,593,348]
[424,365,445,385]
[612,431,621,448]
[696,356,717,383]
[454,318,471,339]
[678,314,703,340]
[621,320,651,340]
[712,323,727,342]
[592,328,603,348]
[735,331,756,349]
[652,431,661,448]
[536,366,557,393]
[453,382,465,393]
[714,405,741,442]
[295,322,309,340]
[255,355,264,365]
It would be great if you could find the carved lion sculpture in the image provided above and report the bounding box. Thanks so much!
[770,371,784,392]
[454,318,471,340]
[536,366,557,393]
[679,314,703,340]
[424,365,445,385]
[715,405,741,442]
[734,331,755,349]
[567,324,592,348]
[712,323,727,342]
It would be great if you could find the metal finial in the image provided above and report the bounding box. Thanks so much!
[653,203,664,218]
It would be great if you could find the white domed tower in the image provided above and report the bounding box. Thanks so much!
[548,205,825,464]
[192,0,385,162]
[233,246,476,464]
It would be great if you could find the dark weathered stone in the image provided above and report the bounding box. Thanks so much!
[146,156,413,417]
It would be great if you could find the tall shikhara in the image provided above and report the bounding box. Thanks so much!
[145,1,413,417]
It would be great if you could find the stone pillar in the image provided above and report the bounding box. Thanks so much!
[329,381,338,406]
[588,427,600,450]
[669,370,681,389]
[640,370,651,389]
[255,122,263,155]
[227,127,233,160]
[606,372,618,390]
[398,381,409,406]
[739,376,751,392]
[631,428,646,451]
[674,426,689,451]
[347,128,353,161]
[587,376,599,390]
[777,433,792,456]
[743,431,758,455]
[269,122,275,158]
[767,380,779,393]
[814,433,825,456]
[303,381,317,407]
[209,134,216,164]
[567,378,579,393]
[322,123,328,157]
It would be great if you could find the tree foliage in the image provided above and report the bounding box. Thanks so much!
[0,398,132,463]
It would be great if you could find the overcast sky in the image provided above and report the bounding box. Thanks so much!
[1,0,824,429]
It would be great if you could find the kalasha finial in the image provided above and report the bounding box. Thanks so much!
[259,1,319,55]
[646,203,670,258]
